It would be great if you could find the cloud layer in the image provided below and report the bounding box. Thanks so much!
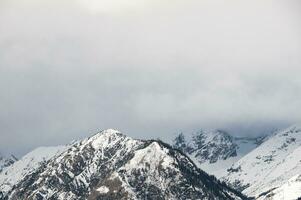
[0,0,301,155]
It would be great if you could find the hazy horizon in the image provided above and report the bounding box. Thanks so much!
[1,0,301,156]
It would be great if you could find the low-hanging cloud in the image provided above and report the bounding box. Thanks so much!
[0,0,301,156]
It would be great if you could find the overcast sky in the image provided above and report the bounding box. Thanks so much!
[1,0,301,156]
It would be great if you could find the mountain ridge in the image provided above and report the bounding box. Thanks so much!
[1,129,249,200]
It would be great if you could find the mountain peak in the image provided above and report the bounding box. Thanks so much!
[89,129,122,138]
[86,129,128,150]
[94,128,122,137]
[101,128,122,134]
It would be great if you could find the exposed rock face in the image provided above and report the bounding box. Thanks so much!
[173,130,239,165]
[0,155,17,173]
[172,129,265,178]
[1,129,248,200]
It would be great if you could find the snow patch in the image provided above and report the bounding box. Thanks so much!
[124,142,173,171]
[97,186,109,194]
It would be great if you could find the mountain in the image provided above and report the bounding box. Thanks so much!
[172,129,265,178]
[223,124,301,198]
[1,129,249,200]
[0,154,17,173]
[0,146,67,198]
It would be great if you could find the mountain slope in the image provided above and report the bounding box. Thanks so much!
[223,125,301,198]
[172,130,265,178]
[257,174,301,200]
[0,146,67,197]
[3,129,248,200]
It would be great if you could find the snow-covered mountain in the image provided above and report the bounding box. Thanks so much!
[172,129,265,178]
[1,129,248,200]
[223,124,301,199]
[0,154,17,173]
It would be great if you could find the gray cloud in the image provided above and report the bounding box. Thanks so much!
[0,0,301,156]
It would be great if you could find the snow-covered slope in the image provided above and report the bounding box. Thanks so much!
[172,130,265,178]
[0,154,17,173]
[257,174,301,200]
[223,125,301,198]
[0,145,67,197]
[2,129,248,200]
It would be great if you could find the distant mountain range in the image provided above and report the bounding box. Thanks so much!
[1,125,301,200]
[172,129,266,178]
[172,125,301,200]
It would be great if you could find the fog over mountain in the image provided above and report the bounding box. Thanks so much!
[0,0,301,156]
